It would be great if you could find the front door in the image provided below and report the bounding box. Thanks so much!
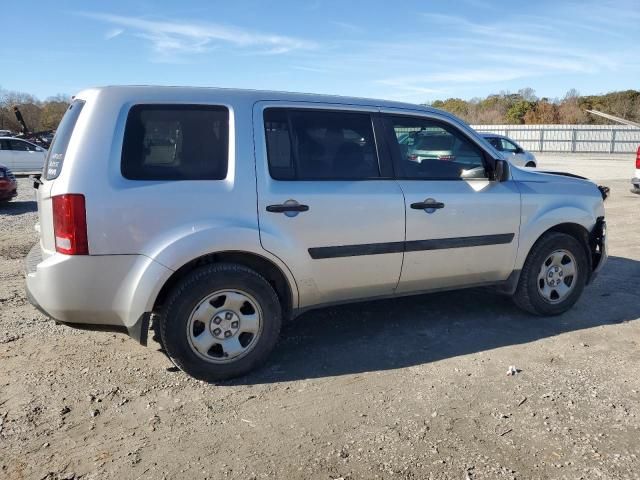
[500,138,527,165]
[254,104,405,308]
[383,112,521,293]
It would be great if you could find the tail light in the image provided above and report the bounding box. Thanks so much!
[52,194,88,255]
[636,146,640,169]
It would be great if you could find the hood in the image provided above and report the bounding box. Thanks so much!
[510,165,592,184]
[510,165,609,200]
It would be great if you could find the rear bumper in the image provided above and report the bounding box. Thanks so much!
[631,177,640,194]
[0,184,17,200]
[25,244,171,344]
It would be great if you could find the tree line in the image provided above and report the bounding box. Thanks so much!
[427,88,640,125]
[0,87,70,133]
[1,86,638,131]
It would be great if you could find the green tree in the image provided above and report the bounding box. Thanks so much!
[505,100,535,124]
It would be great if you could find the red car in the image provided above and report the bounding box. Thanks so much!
[0,163,17,202]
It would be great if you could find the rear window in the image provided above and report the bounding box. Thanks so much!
[121,104,229,180]
[44,100,85,180]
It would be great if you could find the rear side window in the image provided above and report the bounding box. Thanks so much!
[121,105,228,180]
[264,108,379,180]
[44,100,85,180]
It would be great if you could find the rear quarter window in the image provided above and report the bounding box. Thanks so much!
[121,104,229,180]
[44,100,85,180]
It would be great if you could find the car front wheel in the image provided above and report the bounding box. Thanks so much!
[513,232,588,316]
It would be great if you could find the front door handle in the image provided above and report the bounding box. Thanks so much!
[411,200,445,210]
[266,204,309,213]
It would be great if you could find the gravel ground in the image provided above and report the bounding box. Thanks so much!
[1,154,639,479]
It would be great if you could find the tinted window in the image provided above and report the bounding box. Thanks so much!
[44,100,85,180]
[387,116,487,180]
[264,108,379,180]
[122,105,228,181]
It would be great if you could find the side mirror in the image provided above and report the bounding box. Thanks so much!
[514,147,524,154]
[493,159,508,181]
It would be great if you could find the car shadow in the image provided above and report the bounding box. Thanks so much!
[0,200,37,216]
[230,255,640,385]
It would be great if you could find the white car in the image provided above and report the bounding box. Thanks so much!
[0,137,47,173]
[26,86,607,381]
[481,133,537,168]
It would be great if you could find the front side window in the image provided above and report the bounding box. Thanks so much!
[501,138,519,153]
[264,108,379,180]
[122,105,229,180]
[387,116,487,180]
[485,137,503,151]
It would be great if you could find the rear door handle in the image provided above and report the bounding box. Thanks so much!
[267,203,309,213]
[411,200,445,210]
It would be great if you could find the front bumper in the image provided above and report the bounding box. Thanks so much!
[631,177,640,194]
[25,244,171,344]
[589,217,608,282]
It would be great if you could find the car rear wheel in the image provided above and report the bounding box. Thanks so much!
[160,263,282,381]
[513,232,588,316]
[525,162,536,168]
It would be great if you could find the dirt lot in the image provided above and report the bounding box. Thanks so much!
[1,154,639,480]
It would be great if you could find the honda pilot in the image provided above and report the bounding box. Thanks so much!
[26,86,607,381]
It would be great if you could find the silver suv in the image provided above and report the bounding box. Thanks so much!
[26,86,608,381]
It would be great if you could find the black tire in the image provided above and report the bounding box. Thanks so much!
[512,232,589,316]
[525,162,536,168]
[160,263,282,381]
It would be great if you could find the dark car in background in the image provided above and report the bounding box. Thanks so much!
[0,163,18,203]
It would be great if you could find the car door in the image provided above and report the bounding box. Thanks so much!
[500,138,527,166]
[382,111,521,293]
[8,139,42,172]
[254,103,405,308]
[0,140,13,169]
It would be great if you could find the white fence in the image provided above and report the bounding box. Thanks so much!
[471,124,640,153]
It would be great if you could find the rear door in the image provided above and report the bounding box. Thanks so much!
[254,103,405,308]
[8,139,43,172]
[383,112,521,293]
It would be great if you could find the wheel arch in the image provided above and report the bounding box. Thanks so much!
[520,221,593,282]
[153,251,297,321]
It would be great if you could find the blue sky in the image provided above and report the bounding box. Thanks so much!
[2,0,639,103]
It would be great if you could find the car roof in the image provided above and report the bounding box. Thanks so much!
[76,85,448,115]
[480,133,504,139]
